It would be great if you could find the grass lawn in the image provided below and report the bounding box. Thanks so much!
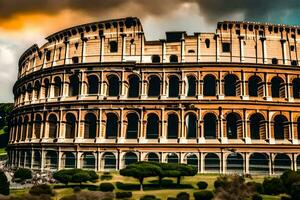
[0,147,6,155]
[0,129,4,135]
[9,172,283,200]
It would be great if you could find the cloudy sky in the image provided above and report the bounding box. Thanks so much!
[1,0,300,102]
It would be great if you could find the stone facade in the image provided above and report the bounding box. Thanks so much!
[8,17,300,174]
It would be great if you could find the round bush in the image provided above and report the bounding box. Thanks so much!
[252,193,263,200]
[177,192,189,200]
[73,186,81,193]
[140,195,157,200]
[99,182,115,192]
[291,181,300,200]
[0,170,9,195]
[263,177,285,195]
[193,190,214,200]
[29,184,53,196]
[247,182,264,194]
[197,181,208,190]
[13,168,32,181]
[115,191,132,199]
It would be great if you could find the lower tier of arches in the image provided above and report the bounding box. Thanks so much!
[7,146,300,175]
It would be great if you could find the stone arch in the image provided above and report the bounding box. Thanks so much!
[185,112,197,139]
[224,74,239,96]
[84,113,97,139]
[249,153,269,174]
[226,112,242,139]
[69,74,80,96]
[203,113,217,139]
[293,78,300,99]
[54,76,62,97]
[186,153,198,168]
[146,113,159,139]
[48,114,58,138]
[168,75,180,97]
[33,150,41,168]
[123,152,138,167]
[27,83,33,101]
[274,154,291,173]
[148,75,161,97]
[62,152,76,168]
[273,114,289,140]
[248,75,264,97]
[102,152,116,170]
[87,75,99,95]
[43,78,51,98]
[169,54,178,63]
[45,151,58,170]
[22,115,29,141]
[16,117,22,141]
[107,74,120,96]
[146,152,160,162]
[34,80,41,99]
[167,113,179,139]
[204,153,220,172]
[271,76,285,98]
[126,112,139,139]
[166,153,179,163]
[34,114,42,139]
[203,74,217,96]
[187,75,197,97]
[226,153,243,173]
[128,74,140,98]
[105,113,119,139]
[81,153,96,169]
[249,113,266,140]
[65,113,76,139]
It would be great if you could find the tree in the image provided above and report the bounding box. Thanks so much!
[72,172,91,185]
[13,168,32,182]
[53,169,98,185]
[291,181,300,200]
[280,170,300,194]
[120,162,161,191]
[0,170,9,195]
[29,184,53,196]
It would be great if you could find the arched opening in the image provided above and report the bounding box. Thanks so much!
[22,116,28,141]
[249,153,269,174]
[109,41,118,53]
[17,117,22,141]
[65,113,76,139]
[27,84,33,101]
[34,114,42,139]
[108,75,120,97]
[205,153,220,172]
[103,152,116,170]
[34,81,41,99]
[84,113,97,139]
[297,117,300,140]
[45,151,58,170]
[25,150,31,168]
[271,77,285,98]
[297,155,300,171]
[187,154,198,168]
[88,75,99,95]
[274,115,289,140]
[146,114,159,139]
[187,76,196,97]
[203,75,216,96]
[167,114,179,139]
[126,113,139,139]
[82,153,95,169]
[33,150,41,168]
[146,153,159,162]
[274,154,291,173]
[69,75,79,96]
[128,75,140,97]
[54,77,62,97]
[124,152,138,167]
[48,114,57,139]
[186,113,197,139]
[170,55,178,63]
[44,79,50,98]
[151,55,161,63]
[148,75,161,97]
[105,113,118,139]
[62,152,76,169]
[227,153,243,174]
[293,78,300,99]
[167,153,179,163]
[250,113,265,140]
[224,74,239,96]
[248,75,263,97]
[168,75,180,97]
[204,113,217,139]
[226,113,241,139]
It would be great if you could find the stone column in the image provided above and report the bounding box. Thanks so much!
[181,38,185,63]
[99,35,105,62]
[96,108,103,143]
[52,42,57,67]
[261,37,267,64]
[160,108,167,143]
[179,108,187,143]
[215,34,220,62]
[180,72,186,99]
[42,49,48,69]
[140,72,147,99]
[281,39,287,65]
[239,36,245,63]
[120,71,126,99]
[139,32,145,63]
[161,40,166,63]
[118,108,125,143]
[197,33,201,62]
[217,71,224,99]
[264,73,272,101]
[241,71,249,100]
[64,40,70,65]
[121,33,126,62]
[161,72,167,99]
[81,37,88,63]
[245,152,250,174]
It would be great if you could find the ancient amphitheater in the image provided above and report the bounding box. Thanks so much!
[8,17,300,175]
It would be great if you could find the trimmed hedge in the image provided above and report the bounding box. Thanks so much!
[29,184,53,196]
[13,168,32,181]
[0,170,9,195]
[197,181,208,190]
[263,177,285,195]
[193,190,214,200]
[140,195,158,200]
[99,182,115,192]
[177,192,189,200]
[115,191,133,199]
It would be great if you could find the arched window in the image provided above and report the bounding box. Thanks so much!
[147,153,159,162]
[248,76,263,97]
[48,114,57,138]
[168,75,180,97]
[274,154,291,173]
[124,152,138,167]
[167,153,179,163]
[148,75,161,97]
[187,76,196,97]
[69,75,79,96]
[224,74,239,96]
[65,113,76,139]
[128,75,140,97]
[44,79,50,98]
[187,154,198,168]
[271,77,285,98]
[126,113,139,139]
[62,152,76,168]
[82,153,95,169]
[205,153,220,172]
[34,81,41,99]
[297,117,300,140]
[34,114,42,139]
[109,41,118,53]
[108,75,120,96]
[103,152,116,170]
[27,84,33,101]
[186,113,197,139]
[17,117,22,141]
[227,153,243,173]
[146,114,159,139]
[33,151,41,168]
[204,113,217,139]
[293,78,300,99]
[88,75,99,95]
[167,114,179,139]
[170,55,178,63]
[151,55,160,63]
[105,113,118,139]
[84,113,97,139]
[274,115,289,140]
[46,151,58,169]
[54,77,62,97]
[203,75,216,96]
[226,113,241,139]
[249,153,269,174]
[250,113,265,140]
[22,116,29,141]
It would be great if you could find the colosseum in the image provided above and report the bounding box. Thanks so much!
[7,17,300,175]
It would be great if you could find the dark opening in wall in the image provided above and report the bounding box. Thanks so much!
[109,41,118,53]
[291,45,295,51]
[169,55,178,63]
[292,60,298,66]
[272,58,278,65]
[46,51,51,61]
[151,55,161,63]
[72,57,79,64]
[222,43,231,53]
[205,39,210,48]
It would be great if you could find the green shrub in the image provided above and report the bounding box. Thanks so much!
[99,182,115,192]
[193,190,214,200]
[281,196,292,200]
[140,195,158,200]
[291,181,300,200]
[177,192,189,200]
[0,170,9,195]
[115,191,133,199]
[246,182,264,194]
[13,168,32,181]
[53,169,98,185]
[73,186,81,193]
[101,174,113,180]
[280,170,300,194]
[263,177,285,195]
[29,184,53,196]
[197,181,208,190]
[252,193,263,200]
[214,176,228,189]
